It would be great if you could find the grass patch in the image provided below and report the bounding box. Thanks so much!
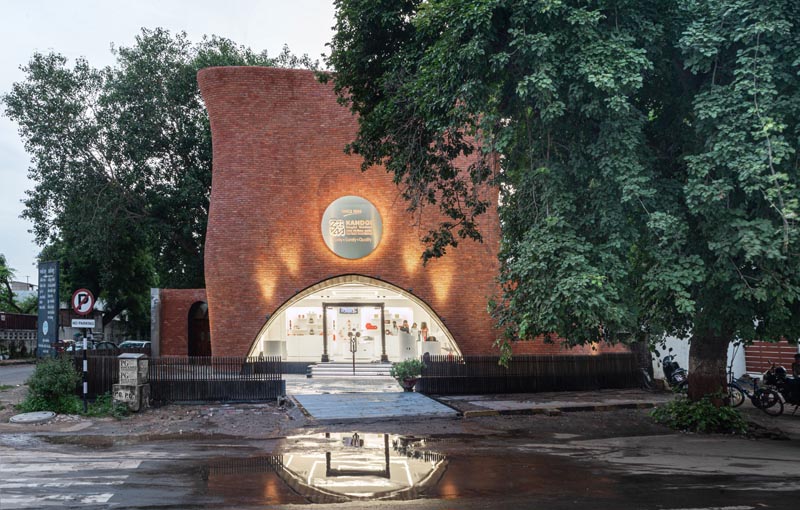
[0,384,14,391]
[651,395,747,434]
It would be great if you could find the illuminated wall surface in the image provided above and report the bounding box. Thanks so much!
[195,67,503,357]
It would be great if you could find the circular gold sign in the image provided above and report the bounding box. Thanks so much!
[321,196,383,259]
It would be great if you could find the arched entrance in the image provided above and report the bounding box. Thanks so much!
[248,275,461,362]
[188,301,211,357]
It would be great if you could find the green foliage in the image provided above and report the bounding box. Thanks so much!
[390,359,426,380]
[19,358,81,413]
[0,385,14,391]
[328,0,800,398]
[18,361,129,417]
[3,29,314,331]
[0,254,36,314]
[651,396,748,434]
[84,393,130,419]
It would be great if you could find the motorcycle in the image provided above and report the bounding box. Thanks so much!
[762,361,800,416]
[661,354,688,391]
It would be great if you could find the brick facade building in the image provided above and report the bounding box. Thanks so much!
[155,67,625,361]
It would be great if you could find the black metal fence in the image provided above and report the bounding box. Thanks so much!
[150,356,283,403]
[68,354,284,402]
[416,354,638,395]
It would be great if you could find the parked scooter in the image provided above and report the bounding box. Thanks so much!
[661,355,688,391]
[762,361,800,416]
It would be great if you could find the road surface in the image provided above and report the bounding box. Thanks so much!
[0,364,34,386]
[1,426,798,509]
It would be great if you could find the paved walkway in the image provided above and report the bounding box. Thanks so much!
[438,389,674,417]
[292,392,458,421]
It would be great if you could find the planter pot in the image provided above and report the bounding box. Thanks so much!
[399,377,419,392]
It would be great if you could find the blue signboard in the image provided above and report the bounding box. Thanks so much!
[36,261,59,358]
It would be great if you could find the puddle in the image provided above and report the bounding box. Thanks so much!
[197,431,616,505]
[202,432,446,504]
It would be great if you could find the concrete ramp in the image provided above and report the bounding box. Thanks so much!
[293,392,458,421]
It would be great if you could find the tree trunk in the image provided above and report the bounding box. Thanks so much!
[687,333,729,403]
[629,334,653,377]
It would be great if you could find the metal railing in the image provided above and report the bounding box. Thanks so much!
[67,354,284,402]
[416,353,638,394]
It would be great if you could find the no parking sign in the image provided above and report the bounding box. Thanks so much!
[71,288,95,316]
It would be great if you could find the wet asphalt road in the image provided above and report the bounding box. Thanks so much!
[0,364,34,386]
[1,429,798,509]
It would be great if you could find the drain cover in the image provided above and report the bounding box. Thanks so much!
[9,411,56,424]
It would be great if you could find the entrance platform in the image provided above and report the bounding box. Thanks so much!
[292,392,458,421]
[285,374,399,395]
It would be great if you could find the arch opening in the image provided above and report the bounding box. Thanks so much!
[248,275,461,362]
[188,301,211,357]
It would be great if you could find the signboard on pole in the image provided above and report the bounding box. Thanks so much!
[71,288,95,316]
[71,319,96,328]
[36,261,59,358]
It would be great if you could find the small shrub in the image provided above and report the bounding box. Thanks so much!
[85,393,129,419]
[18,357,81,414]
[390,359,425,380]
[651,395,747,434]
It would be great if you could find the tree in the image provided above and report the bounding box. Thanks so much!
[4,28,316,329]
[326,0,800,400]
[0,254,37,314]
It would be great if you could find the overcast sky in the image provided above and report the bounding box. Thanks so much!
[0,0,335,285]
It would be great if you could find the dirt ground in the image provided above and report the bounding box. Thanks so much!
[1,382,797,443]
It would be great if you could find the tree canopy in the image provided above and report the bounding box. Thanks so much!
[0,254,37,314]
[327,0,800,397]
[4,28,315,330]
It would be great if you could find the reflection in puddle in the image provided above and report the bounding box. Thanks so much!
[280,433,446,503]
[203,432,446,504]
[202,432,618,506]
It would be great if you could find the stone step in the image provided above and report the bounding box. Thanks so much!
[308,362,394,378]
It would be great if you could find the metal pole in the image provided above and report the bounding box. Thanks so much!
[380,305,388,363]
[82,329,88,413]
[321,304,329,363]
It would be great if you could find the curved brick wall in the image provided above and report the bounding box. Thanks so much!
[197,67,503,357]
[195,67,629,358]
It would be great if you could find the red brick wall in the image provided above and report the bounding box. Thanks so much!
[159,289,207,356]
[196,67,627,358]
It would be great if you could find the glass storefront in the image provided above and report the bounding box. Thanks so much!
[249,280,459,362]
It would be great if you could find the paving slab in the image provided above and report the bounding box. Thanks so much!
[293,392,458,421]
[437,388,674,417]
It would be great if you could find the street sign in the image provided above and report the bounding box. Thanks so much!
[71,288,95,316]
[71,319,96,328]
[36,262,59,358]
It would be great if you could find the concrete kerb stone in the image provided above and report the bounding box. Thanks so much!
[458,401,659,419]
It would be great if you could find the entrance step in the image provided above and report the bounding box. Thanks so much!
[308,362,393,378]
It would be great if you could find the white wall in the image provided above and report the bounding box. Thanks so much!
[651,336,747,379]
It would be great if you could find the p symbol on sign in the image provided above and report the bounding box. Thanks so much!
[71,288,95,316]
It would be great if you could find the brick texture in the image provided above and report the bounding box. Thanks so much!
[159,289,207,356]
[181,66,628,358]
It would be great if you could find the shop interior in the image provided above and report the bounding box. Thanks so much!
[249,281,460,362]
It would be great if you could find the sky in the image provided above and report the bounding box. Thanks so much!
[0,0,335,286]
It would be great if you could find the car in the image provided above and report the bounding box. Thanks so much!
[117,340,151,350]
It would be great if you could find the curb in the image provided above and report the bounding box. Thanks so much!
[462,402,657,419]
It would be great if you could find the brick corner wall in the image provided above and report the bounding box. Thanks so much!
[159,289,207,356]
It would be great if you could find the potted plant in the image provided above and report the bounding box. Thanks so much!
[390,359,426,392]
